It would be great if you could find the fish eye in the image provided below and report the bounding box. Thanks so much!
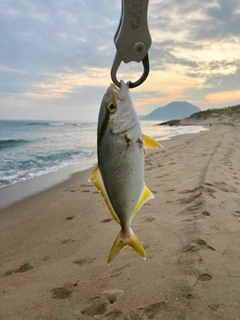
[107,101,117,114]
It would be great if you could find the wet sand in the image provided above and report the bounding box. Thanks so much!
[1,124,240,320]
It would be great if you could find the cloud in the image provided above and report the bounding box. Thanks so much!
[26,67,111,98]
[0,0,239,121]
[205,90,240,104]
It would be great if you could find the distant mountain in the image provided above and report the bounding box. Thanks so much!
[140,101,201,121]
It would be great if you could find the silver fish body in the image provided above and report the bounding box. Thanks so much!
[89,81,162,264]
[98,82,144,230]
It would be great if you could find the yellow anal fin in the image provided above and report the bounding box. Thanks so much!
[130,185,154,222]
[108,229,146,265]
[143,134,163,149]
[88,166,120,224]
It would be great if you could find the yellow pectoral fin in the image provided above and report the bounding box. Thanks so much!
[88,166,120,224]
[130,185,154,222]
[108,229,146,265]
[143,134,163,149]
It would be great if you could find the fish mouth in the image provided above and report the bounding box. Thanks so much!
[108,80,129,102]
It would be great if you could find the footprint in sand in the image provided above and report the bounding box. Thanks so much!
[194,273,212,286]
[61,239,75,244]
[178,193,202,204]
[64,188,78,193]
[73,257,95,266]
[182,239,215,253]
[186,201,203,212]
[66,216,75,220]
[182,244,200,253]
[51,282,78,299]
[145,161,153,165]
[128,301,168,319]
[98,310,126,319]
[205,183,214,187]
[193,210,209,217]
[143,217,156,223]
[194,239,215,251]
[208,304,220,312]
[42,256,50,261]
[103,289,124,304]
[110,265,131,278]
[101,218,113,223]
[219,187,229,193]
[81,289,123,318]
[4,263,33,276]
[231,211,240,222]
[207,193,216,199]
[204,186,216,194]
[215,181,227,187]
[81,300,109,317]
[142,302,168,319]
[178,187,201,194]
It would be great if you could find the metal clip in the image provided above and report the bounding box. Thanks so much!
[111,52,150,89]
[111,0,152,88]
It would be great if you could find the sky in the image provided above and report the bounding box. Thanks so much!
[0,0,240,122]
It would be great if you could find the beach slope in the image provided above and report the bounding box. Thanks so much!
[1,124,240,320]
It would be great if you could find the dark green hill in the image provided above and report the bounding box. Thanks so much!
[189,104,240,120]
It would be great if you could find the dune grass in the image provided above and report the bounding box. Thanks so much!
[190,104,240,120]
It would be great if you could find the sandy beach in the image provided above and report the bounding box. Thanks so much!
[1,123,240,320]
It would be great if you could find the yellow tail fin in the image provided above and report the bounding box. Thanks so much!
[108,229,146,265]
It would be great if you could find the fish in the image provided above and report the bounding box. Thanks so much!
[89,80,162,264]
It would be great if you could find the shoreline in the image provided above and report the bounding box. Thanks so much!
[1,124,240,319]
[0,125,207,210]
[0,157,97,210]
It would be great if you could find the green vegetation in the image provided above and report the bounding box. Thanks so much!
[190,104,240,120]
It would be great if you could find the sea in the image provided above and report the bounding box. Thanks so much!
[0,120,208,208]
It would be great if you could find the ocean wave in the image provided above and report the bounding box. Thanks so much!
[26,122,49,126]
[0,150,96,188]
[48,122,64,126]
[72,123,91,127]
[26,122,64,126]
[0,139,29,150]
[34,150,95,163]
